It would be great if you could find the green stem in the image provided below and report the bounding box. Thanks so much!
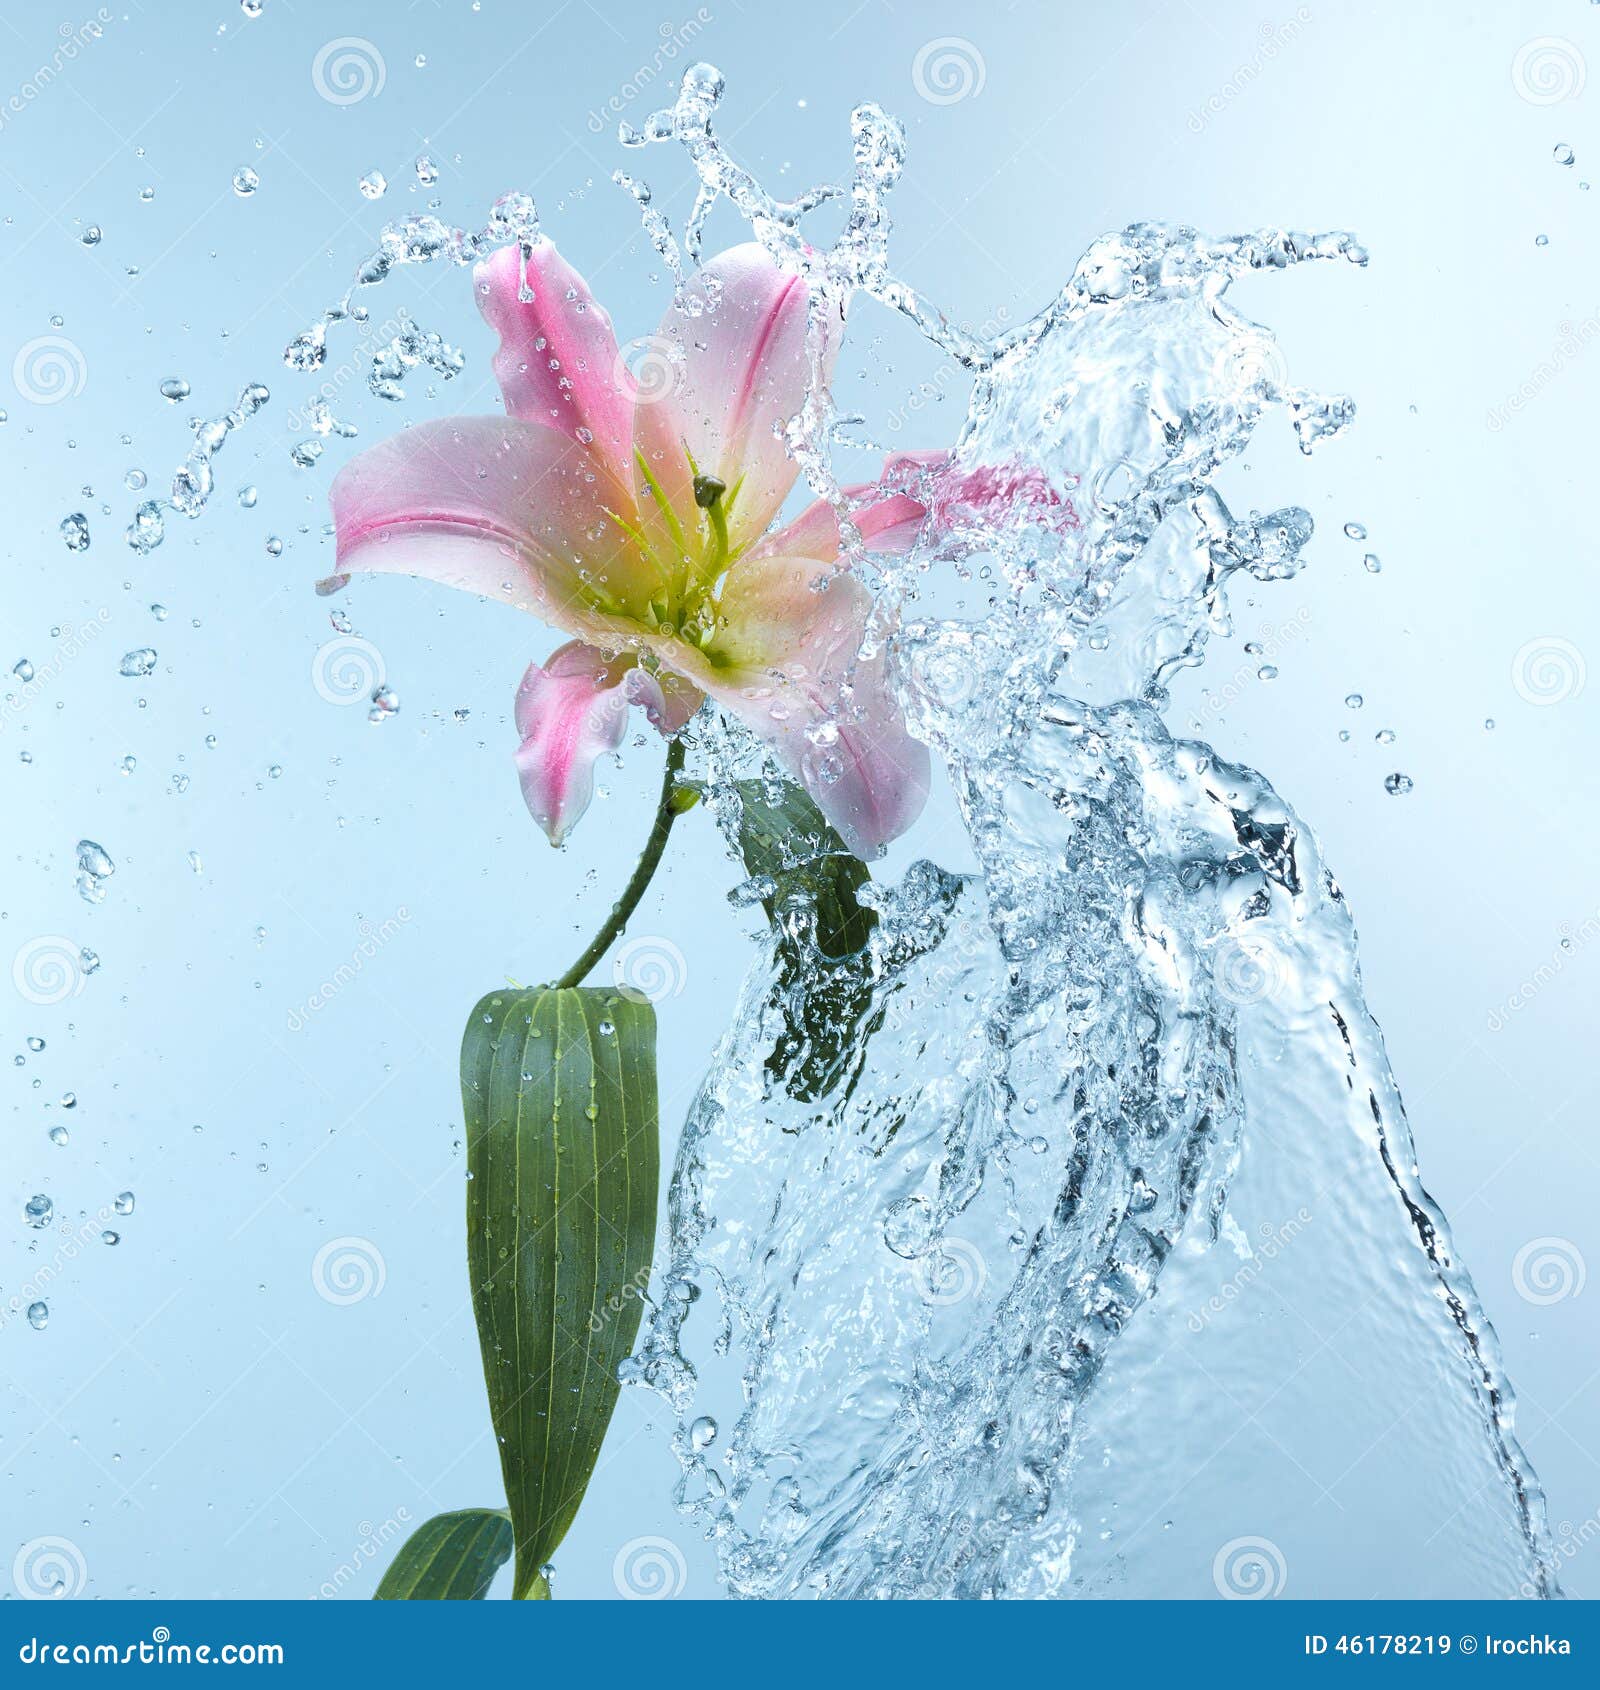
[555,737,688,990]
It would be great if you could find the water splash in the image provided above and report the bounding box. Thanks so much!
[91,58,1554,1597]
[120,196,543,554]
[622,66,1557,1600]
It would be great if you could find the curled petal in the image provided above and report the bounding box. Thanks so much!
[325,417,662,630]
[513,644,635,846]
[473,242,635,487]
[639,244,842,554]
[622,664,703,736]
[512,643,703,845]
[755,450,949,564]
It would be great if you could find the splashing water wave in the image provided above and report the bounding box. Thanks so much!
[614,66,1558,1600]
[163,59,1556,1598]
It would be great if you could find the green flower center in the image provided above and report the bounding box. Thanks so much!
[597,446,748,666]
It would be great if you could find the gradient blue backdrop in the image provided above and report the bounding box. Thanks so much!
[2,0,1596,1599]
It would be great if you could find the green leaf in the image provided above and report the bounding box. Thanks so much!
[735,780,882,1102]
[461,986,659,1600]
[373,1509,514,1600]
[735,778,876,960]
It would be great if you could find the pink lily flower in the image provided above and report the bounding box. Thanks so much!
[325,238,935,855]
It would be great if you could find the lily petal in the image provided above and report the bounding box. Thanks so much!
[754,450,948,563]
[642,554,929,856]
[622,663,704,736]
[640,244,842,555]
[473,242,636,487]
[513,643,638,846]
[326,417,662,631]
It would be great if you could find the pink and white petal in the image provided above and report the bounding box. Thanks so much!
[755,451,950,563]
[926,458,1082,537]
[473,242,636,487]
[513,639,624,735]
[325,417,662,631]
[644,244,842,553]
[644,553,929,855]
[513,644,636,846]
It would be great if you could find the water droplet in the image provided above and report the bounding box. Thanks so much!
[1344,693,1363,709]
[27,1301,48,1331]
[1342,521,1366,540]
[289,439,323,469]
[238,484,258,508]
[48,1126,70,1147]
[882,1195,936,1259]
[126,499,166,554]
[124,468,147,491]
[232,167,260,197]
[358,169,388,200]
[13,657,35,683]
[158,377,190,402]
[690,1415,718,1450]
[114,1191,136,1215]
[1374,728,1395,746]
[59,511,90,552]
[119,647,157,677]
[415,154,439,185]
[80,225,102,246]
[24,1193,53,1229]
[77,839,114,878]
[368,684,400,721]
[1384,772,1414,796]
[101,1230,120,1246]
[1555,143,1575,166]
[76,838,115,904]
[283,324,327,372]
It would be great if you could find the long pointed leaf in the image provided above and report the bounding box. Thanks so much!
[373,1509,514,1600]
[462,986,659,1599]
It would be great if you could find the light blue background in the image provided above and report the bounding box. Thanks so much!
[2,0,1595,1599]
